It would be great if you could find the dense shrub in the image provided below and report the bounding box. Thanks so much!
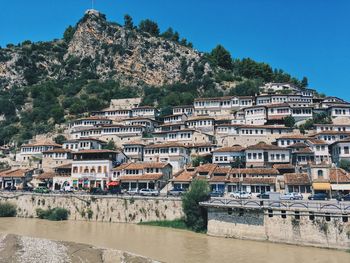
[182,180,210,232]
[0,202,17,217]
[36,207,69,221]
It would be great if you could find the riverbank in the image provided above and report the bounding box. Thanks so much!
[0,233,159,263]
[1,218,350,263]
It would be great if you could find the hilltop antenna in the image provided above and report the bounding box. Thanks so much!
[91,0,95,10]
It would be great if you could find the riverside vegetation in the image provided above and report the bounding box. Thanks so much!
[0,10,314,147]
[140,180,210,233]
[36,207,69,221]
[0,202,17,217]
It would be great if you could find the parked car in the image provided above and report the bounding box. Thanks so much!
[60,185,75,193]
[139,188,159,196]
[280,192,303,200]
[21,186,33,192]
[308,193,328,201]
[89,187,108,195]
[336,194,350,201]
[257,192,280,200]
[34,186,50,194]
[127,188,139,195]
[210,190,224,197]
[229,191,252,199]
[168,188,186,196]
[108,188,121,195]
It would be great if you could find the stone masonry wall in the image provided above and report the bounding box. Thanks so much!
[0,193,184,223]
[207,207,350,250]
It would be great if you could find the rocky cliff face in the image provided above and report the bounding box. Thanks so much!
[0,9,208,90]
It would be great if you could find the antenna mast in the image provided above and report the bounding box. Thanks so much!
[92,0,95,9]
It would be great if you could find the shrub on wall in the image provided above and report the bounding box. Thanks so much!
[36,207,69,221]
[0,202,17,217]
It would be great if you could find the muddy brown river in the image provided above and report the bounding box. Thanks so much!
[0,218,349,263]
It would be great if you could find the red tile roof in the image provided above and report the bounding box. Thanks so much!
[171,170,196,182]
[329,168,350,183]
[145,142,187,149]
[230,168,280,175]
[284,173,310,185]
[212,145,245,153]
[119,174,164,181]
[43,148,71,154]
[246,142,285,151]
[0,169,32,178]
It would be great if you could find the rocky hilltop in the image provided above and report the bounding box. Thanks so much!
[0,9,307,145]
[0,9,206,90]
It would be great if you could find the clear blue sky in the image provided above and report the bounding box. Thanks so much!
[1,0,349,100]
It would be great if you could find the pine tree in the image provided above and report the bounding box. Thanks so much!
[124,14,134,30]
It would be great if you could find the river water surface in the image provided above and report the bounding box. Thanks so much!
[0,218,349,263]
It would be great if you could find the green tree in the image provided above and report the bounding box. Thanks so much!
[210,45,233,70]
[230,158,245,168]
[172,31,180,42]
[339,159,350,172]
[301,76,308,88]
[182,180,210,232]
[103,140,116,151]
[138,19,160,36]
[63,25,75,43]
[54,135,67,145]
[124,14,134,30]
[192,156,211,167]
[161,27,175,40]
[229,80,261,96]
[283,116,296,128]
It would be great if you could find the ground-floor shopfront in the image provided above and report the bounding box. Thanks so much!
[71,177,108,190]
[120,180,160,190]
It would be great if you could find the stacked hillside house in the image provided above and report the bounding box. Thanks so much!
[4,83,349,194]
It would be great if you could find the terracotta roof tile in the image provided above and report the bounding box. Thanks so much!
[145,142,187,149]
[0,169,32,178]
[75,149,118,154]
[242,177,276,185]
[307,138,328,145]
[113,162,170,170]
[36,172,55,180]
[284,173,310,185]
[273,164,295,169]
[196,164,218,175]
[246,142,285,151]
[171,170,196,182]
[230,168,279,175]
[329,168,350,183]
[43,148,71,154]
[209,176,229,182]
[212,145,245,153]
[22,142,62,148]
[119,174,164,181]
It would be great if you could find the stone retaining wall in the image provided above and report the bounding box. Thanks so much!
[207,207,350,250]
[0,193,184,223]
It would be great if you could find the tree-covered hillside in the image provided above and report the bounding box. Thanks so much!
[0,10,308,146]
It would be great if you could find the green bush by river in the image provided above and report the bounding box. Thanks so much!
[36,208,69,221]
[0,202,16,217]
[139,219,189,230]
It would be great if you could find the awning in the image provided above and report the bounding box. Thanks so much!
[331,184,350,191]
[312,182,331,191]
[108,181,120,187]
